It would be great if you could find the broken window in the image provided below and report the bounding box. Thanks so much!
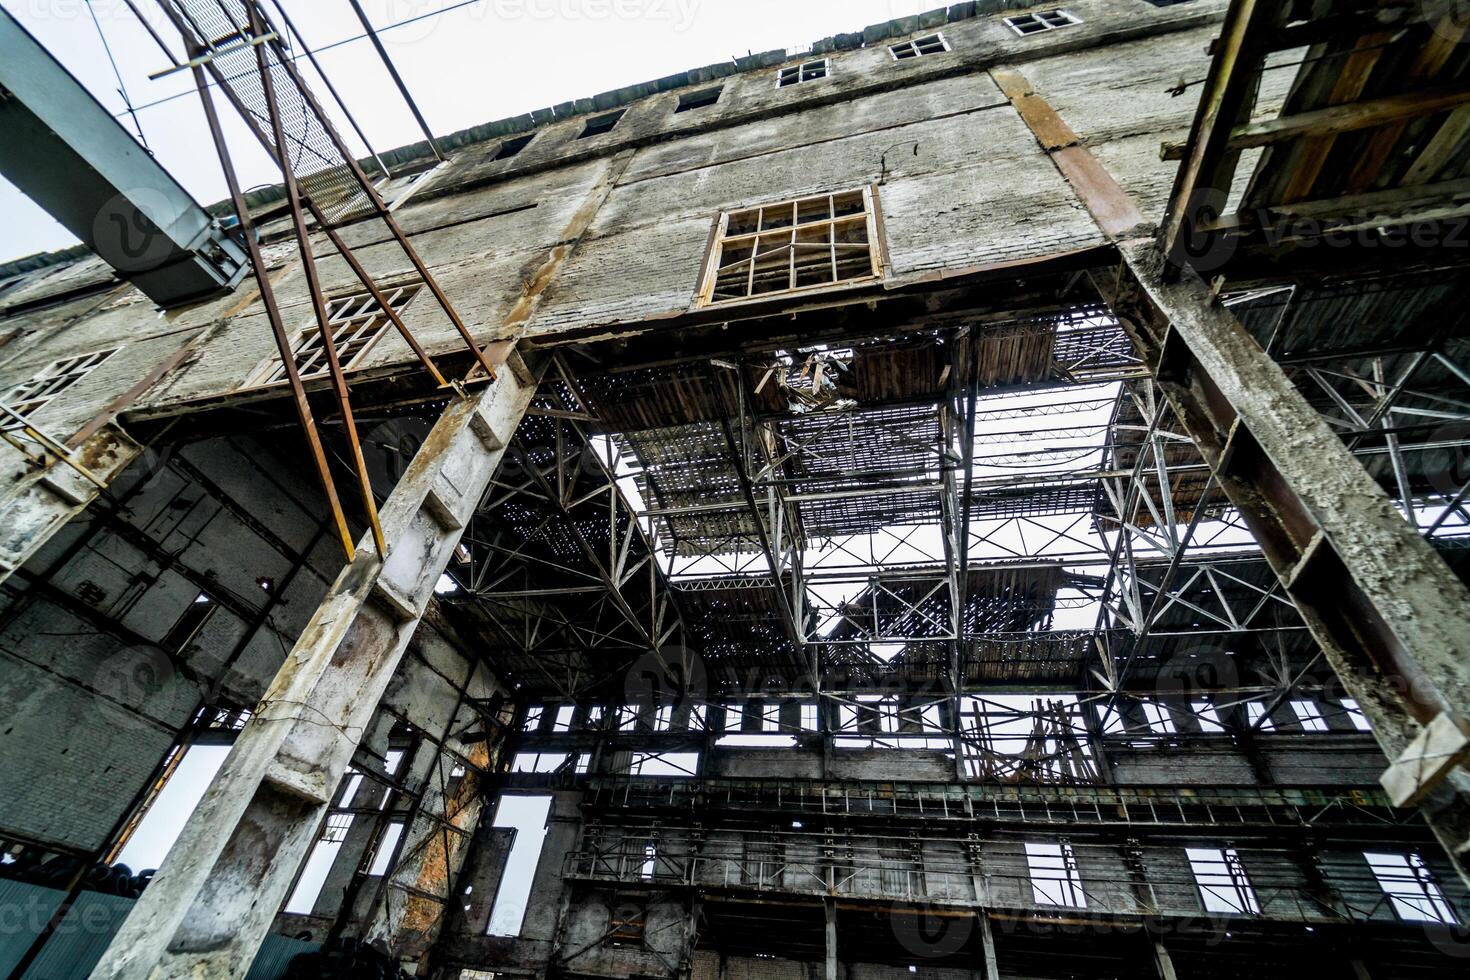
[890,33,949,59]
[1186,848,1260,915]
[523,705,544,731]
[162,592,218,653]
[607,897,647,946]
[702,189,882,305]
[1004,10,1081,35]
[552,705,575,732]
[676,86,723,112]
[778,59,829,87]
[579,109,626,139]
[492,133,535,160]
[1025,842,1086,908]
[3,348,119,429]
[1365,852,1458,924]
[259,283,421,385]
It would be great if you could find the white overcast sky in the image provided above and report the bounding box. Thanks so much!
[2,0,938,261]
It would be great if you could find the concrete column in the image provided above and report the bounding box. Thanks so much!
[978,913,1000,980]
[1152,939,1179,980]
[90,353,538,980]
[1102,238,1470,881]
[824,898,838,980]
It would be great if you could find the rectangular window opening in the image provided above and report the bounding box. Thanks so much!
[677,86,723,112]
[1004,10,1081,36]
[1340,698,1374,732]
[1191,700,1225,733]
[1026,842,1087,908]
[703,189,881,306]
[1186,847,1260,915]
[487,796,553,936]
[492,133,535,160]
[552,705,575,732]
[890,33,950,60]
[579,109,626,139]
[1365,852,1458,924]
[1246,701,1276,732]
[1290,700,1329,732]
[162,592,218,654]
[778,59,829,87]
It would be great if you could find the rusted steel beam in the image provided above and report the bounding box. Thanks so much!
[343,0,443,161]
[1159,80,1470,162]
[89,348,538,980]
[991,67,1147,241]
[1097,237,1470,882]
[165,7,356,560]
[249,1,386,557]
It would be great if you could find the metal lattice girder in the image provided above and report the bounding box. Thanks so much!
[1100,237,1470,880]
[90,358,538,980]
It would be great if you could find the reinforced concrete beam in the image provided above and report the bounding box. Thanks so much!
[89,351,538,980]
[1097,237,1470,881]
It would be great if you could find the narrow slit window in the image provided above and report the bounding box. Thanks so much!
[366,821,404,876]
[3,348,120,429]
[492,133,535,160]
[1026,842,1086,908]
[677,86,723,112]
[263,284,420,385]
[890,33,950,59]
[579,110,626,139]
[162,592,218,653]
[1365,852,1458,924]
[1187,848,1260,915]
[702,189,882,306]
[778,59,829,87]
[1004,10,1081,35]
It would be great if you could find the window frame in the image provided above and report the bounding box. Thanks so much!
[1186,847,1261,915]
[1026,841,1087,908]
[1364,852,1458,924]
[250,282,421,387]
[1003,9,1082,36]
[889,32,950,60]
[697,187,885,308]
[3,347,122,430]
[777,59,831,88]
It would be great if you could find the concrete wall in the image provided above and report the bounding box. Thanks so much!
[0,0,1232,452]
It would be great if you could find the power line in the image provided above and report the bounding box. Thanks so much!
[86,0,150,148]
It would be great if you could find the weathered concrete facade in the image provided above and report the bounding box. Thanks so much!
[3,0,1470,977]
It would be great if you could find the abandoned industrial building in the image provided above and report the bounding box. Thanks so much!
[4,0,1470,977]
